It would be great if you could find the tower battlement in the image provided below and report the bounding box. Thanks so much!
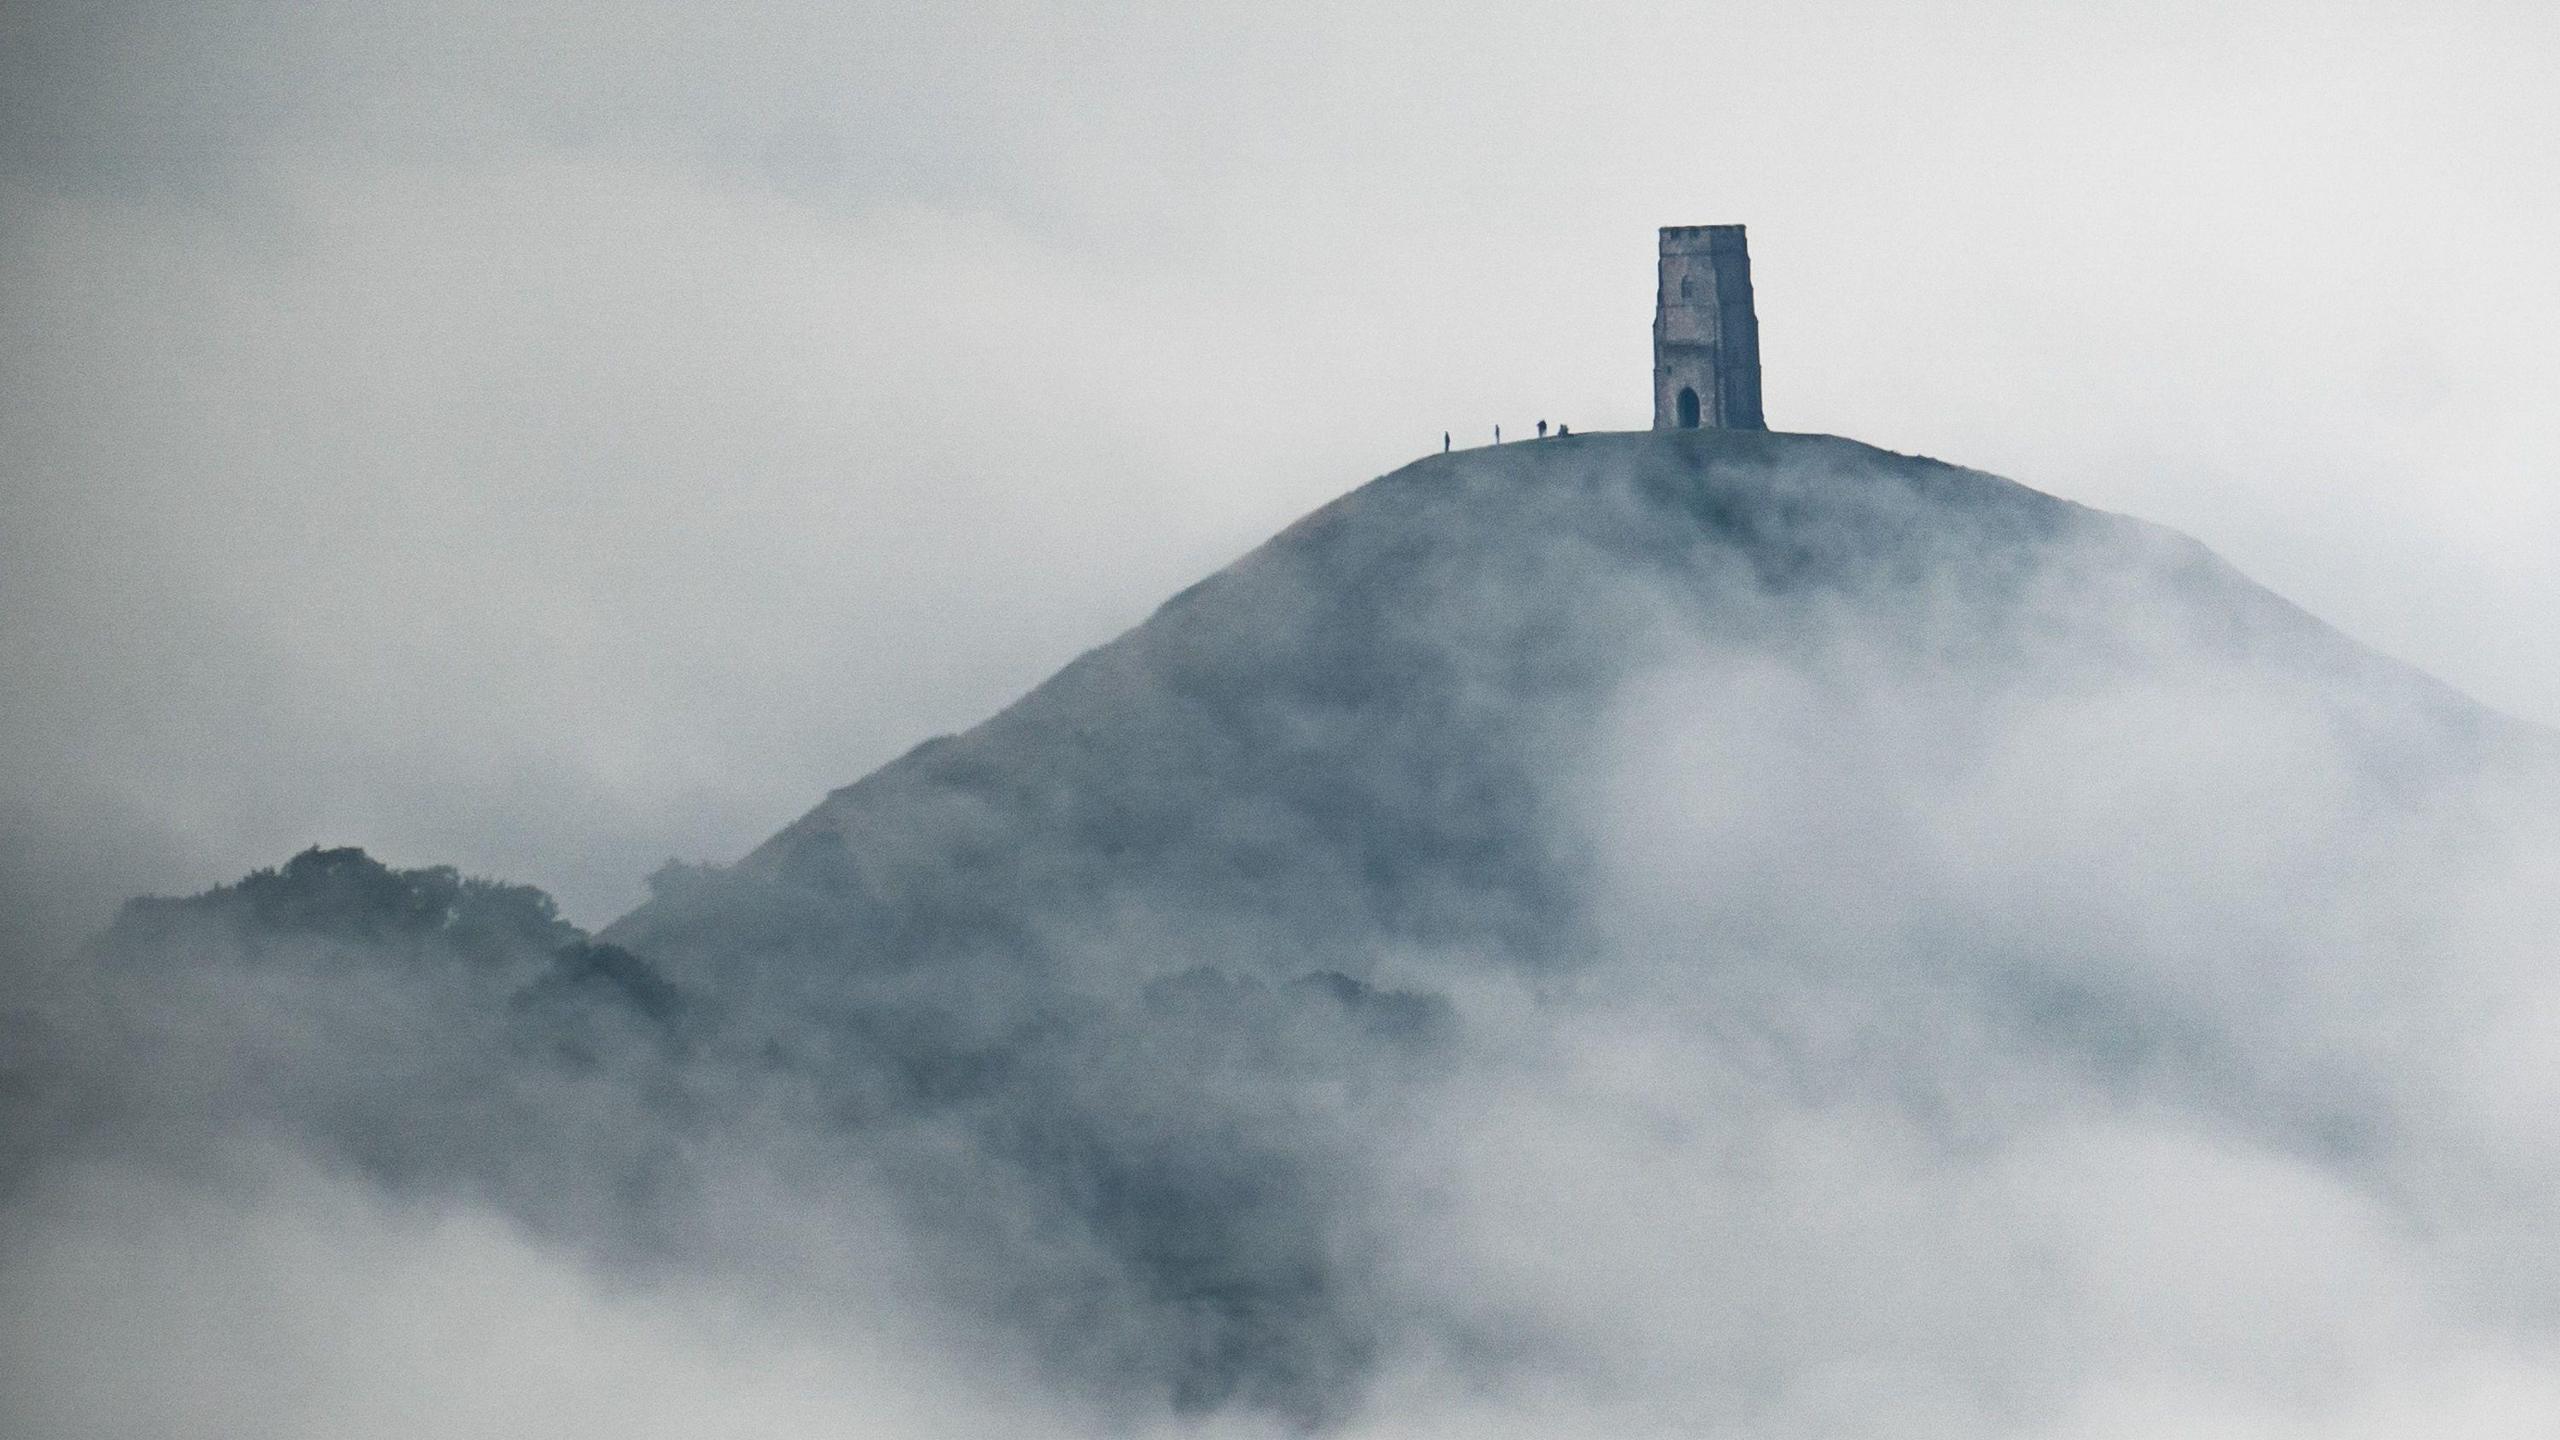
[1653,224,1765,431]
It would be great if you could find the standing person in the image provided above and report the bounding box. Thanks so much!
[1537,419,1548,439]
[1494,425,1501,444]
[1443,431,1450,453]
[1557,423,1570,437]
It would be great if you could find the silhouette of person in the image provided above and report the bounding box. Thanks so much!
[1537,420,1548,439]
[1443,431,1450,453]
[1557,423,1570,437]
[1494,425,1501,444]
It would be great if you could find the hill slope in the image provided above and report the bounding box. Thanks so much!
[607,429,2511,990]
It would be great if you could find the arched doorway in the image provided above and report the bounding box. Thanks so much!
[1676,386,1701,429]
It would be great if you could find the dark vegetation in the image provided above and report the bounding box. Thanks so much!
[106,845,583,964]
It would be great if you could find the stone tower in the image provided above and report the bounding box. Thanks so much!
[1653,224,1765,431]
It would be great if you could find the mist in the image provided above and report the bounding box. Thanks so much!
[9,2,2560,1433]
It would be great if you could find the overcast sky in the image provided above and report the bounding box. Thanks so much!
[5,0,2557,937]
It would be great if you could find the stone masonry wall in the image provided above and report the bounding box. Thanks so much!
[1653,225,1765,431]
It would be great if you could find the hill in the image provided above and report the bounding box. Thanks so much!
[21,430,2558,1433]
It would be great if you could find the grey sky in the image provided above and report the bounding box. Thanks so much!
[5,0,2557,937]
